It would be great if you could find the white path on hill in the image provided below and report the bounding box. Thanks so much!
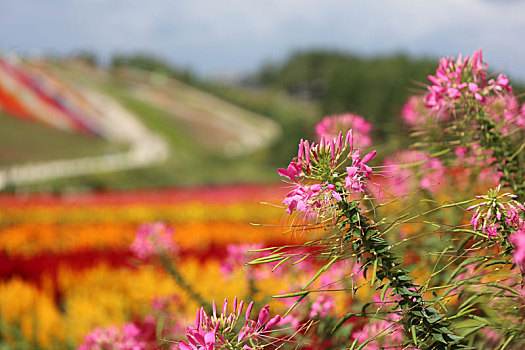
[128,71,281,158]
[0,88,169,189]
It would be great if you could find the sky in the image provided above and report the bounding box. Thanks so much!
[1,0,525,81]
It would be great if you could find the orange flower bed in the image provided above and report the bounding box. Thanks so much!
[0,185,316,348]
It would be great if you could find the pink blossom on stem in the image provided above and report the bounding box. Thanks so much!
[220,243,264,276]
[78,323,146,350]
[344,150,376,193]
[467,186,525,242]
[309,294,335,318]
[130,222,177,260]
[315,113,372,147]
[382,151,445,196]
[179,298,285,350]
[283,182,342,216]
[424,48,512,113]
[509,224,525,270]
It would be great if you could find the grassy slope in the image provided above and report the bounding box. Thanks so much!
[0,113,119,166]
[2,62,320,192]
[9,65,288,192]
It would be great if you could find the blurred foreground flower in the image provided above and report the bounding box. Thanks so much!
[179,298,285,350]
[78,323,146,350]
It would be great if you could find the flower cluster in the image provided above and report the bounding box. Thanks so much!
[484,93,525,137]
[282,182,342,217]
[130,222,178,260]
[308,294,335,318]
[453,144,501,186]
[178,298,283,350]
[315,113,372,147]
[424,49,511,112]
[509,227,525,272]
[402,95,448,127]
[278,130,376,217]
[78,323,146,350]
[381,150,445,196]
[467,186,525,241]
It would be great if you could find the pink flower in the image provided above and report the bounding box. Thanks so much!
[344,150,376,193]
[401,95,448,126]
[309,294,335,318]
[277,161,302,182]
[382,150,445,196]
[315,113,372,147]
[78,323,146,350]
[179,298,284,350]
[467,187,525,242]
[220,243,264,276]
[130,222,178,259]
[423,48,512,113]
[509,224,525,269]
[283,182,342,216]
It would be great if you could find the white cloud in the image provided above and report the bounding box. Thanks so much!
[0,0,524,80]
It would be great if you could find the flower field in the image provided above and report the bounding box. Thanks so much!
[2,49,525,350]
[0,184,315,348]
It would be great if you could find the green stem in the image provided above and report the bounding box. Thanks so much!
[159,254,211,311]
[338,200,465,350]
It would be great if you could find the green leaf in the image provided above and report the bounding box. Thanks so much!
[432,332,447,343]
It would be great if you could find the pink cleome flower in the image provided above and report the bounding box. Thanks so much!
[130,222,178,260]
[278,130,377,217]
[78,323,145,350]
[315,113,372,147]
[220,243,264,276]
[401,95,449,127]
[509,224,525,270]
[382,150,445,196]
[484,93,525,135]
[282,182,342,216]
[424,49,511,113]
[179,298,283,350]
[467,187,525,241]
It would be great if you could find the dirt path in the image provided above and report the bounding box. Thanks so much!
[128,73,281,157]
[0,86,169,189]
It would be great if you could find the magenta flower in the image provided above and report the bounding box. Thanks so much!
[467,186,525,241]
[179,298,284,350]
[484,93,525,136]
[509,224,525,270]
[220,243,264,276]
[315,113,372,147]
[309,294,335,318]
[382,150,445,196]
[424,49,511,113]
[277,129,377,218]
[282,182,342,216]
[131,222,178,260]
[402,95,449,127]
[78,323,146,350]
[344,149,376,193]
